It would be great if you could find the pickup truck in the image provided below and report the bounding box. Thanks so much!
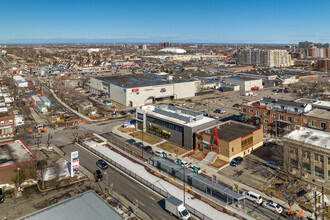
[165,196,191,220]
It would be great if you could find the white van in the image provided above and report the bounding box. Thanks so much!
[243,191,263,204]
[154,150,164,157]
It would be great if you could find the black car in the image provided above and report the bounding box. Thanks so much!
[186,99,193,102]
[94,170,103,182]
[232,103,240,108]
[96,159,108,170]
[129,109,136,114]
[0,188,3,203]
[127,139,136,145]
[119,111,127,115]
[135,142,143,148]
[143,146,152,152]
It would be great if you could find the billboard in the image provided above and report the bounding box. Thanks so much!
[71,151,79,177]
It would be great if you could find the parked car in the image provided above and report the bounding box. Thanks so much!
[262,201,283,213]
[266,161,280,170]
[94,170,103,182]
[119,111,127,115]
[135,142,143,148]
[143,146,152,152]
[188,105,194,109]
[186,99,193,102]
[127,139,136,145]
[210,115,219,119]
[203,113,210,117]
[230,157,243,167]
[154,150,164,157]
[96,159,108,170]
[243,191,263,204]
[232,103,240,108]
[0,188,3,203]
[129,109,136,114]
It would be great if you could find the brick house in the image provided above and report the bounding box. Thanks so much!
[0,111,15,138]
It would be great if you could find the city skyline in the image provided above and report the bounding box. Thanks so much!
[1,0,330,44]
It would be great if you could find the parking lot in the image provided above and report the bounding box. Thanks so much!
[219,144,283,189]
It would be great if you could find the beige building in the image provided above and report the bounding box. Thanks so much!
[238,49,292,67]
[195,120,263,162]
[283,127,330,184]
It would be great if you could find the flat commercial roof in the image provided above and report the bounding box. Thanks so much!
[305,109,330,120]
[97,74,193,88]
[19,191,124,220]
[216,121,258,142]
[284,127,329,150]
[261,97,307,108]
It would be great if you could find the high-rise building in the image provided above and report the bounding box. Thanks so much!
[159,42,171,48]
[317,59,330,71]
[307,47,328,58]
[237,49,291,67]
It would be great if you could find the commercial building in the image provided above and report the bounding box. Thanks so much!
[241,97,330,135]
[0,111,15,138]
[195,121,263,162]
[0,140,36,184]
[237,49,292,67]
[18,190,124,220]
[283,127,329,183]
[89,74,200,107]
[222,77,263,91]
[136,105,216,149]
[13,75,28,88]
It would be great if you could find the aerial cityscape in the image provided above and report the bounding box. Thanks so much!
[0,0,329,220]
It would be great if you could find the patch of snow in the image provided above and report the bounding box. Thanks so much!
[0,161,15,167]
[94,145,238,220]
[40,158,70,181]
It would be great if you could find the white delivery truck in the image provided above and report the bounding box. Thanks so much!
[165,196,191,220]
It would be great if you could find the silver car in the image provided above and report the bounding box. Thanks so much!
[262,201,283,214]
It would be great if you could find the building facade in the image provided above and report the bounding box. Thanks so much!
[89,74,201,107]
[195,121,263,162]
[317,59,330,71]
[283,128,329,183]
[241,98,330,135]
[238,49,292,67]
[136,105,216,149]
[0,111,15,138]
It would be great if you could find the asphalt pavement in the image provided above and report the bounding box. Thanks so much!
[58,143,174,220]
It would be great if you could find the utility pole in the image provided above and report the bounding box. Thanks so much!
[314,187,318,220]
[183,166,186,206]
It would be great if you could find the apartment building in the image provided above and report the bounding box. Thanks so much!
[241,97,330,135]
[237,49,292,67]
[283,127,329,182]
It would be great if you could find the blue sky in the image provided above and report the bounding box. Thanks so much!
[1,0,330,44]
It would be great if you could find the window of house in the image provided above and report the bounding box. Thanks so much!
[5,127,12,134]
[294,118,299,122]
[287,116,292,122]
[0,121,4,125]
[232,148,234,153]
[272,113,276,118]
[241,137,253,147]
[264,126,268,130]
[303,118,308,123]
[242,108,246,113]
[249,109,253,113]
[279,115,284,120]
[264,119,268,123]
[295,125,300,130]
[281,106,285,110]
[9,120,12,124]
[311,120,316,126]
[256,111,260,116]
[321,122,326,129]
[264,112,268,116]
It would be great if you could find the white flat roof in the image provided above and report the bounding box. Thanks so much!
[284,127,330,150]
[147,110,216,128]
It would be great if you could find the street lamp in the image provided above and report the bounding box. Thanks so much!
[17,168,20,186]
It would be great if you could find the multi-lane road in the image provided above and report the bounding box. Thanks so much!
[58,143,175,220]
